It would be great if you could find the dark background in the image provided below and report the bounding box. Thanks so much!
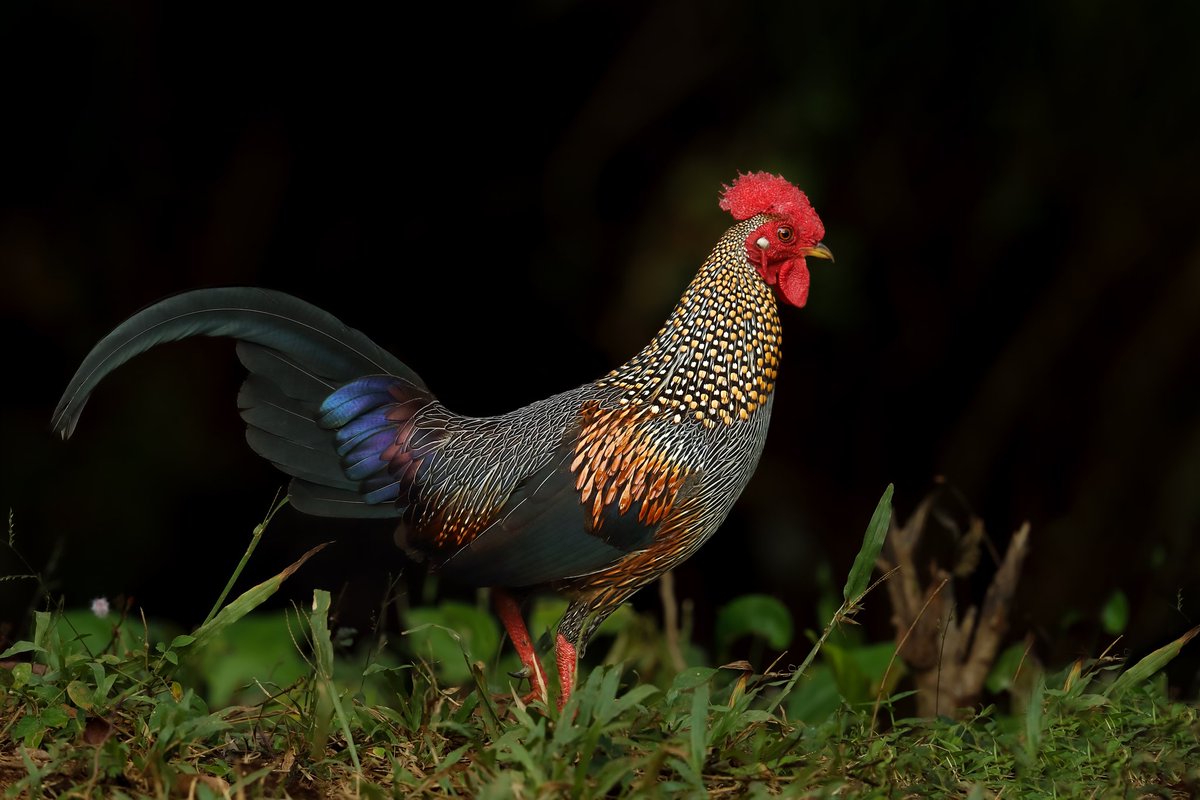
[2,2,1198,692]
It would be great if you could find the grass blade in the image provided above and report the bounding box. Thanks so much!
[768,485,897,720]
[844,484,893,601]
[1025,673,1045,759]
[190,542,328,651]
[1105,625,1199,697]
[689,680,709,775]
[310,589,361,777]
[202,495,287,628]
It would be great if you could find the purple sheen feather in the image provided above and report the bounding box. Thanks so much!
[321,376,398,408]
[335,414,394,455]
[318,391,394,429]
[343,429,398,467]
[336,408,392,438]
[345,445,396,481]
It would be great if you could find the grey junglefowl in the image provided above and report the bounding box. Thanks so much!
[52,172,832,709]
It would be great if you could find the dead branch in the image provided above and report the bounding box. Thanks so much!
[878,488,1032,717]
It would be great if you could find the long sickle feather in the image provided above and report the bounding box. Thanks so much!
[52,287,424,439]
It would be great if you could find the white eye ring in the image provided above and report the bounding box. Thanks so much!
[756,236,770,249]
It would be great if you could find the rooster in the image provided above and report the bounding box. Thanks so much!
[52,172,831,708]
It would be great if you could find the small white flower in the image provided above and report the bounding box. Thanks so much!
[91,597,110,618]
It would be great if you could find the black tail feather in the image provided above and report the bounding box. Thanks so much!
[235,341,337,403]
[53,287,425,520]
[288,480,402,518]
[52,287,424,439]
[237,375,328,449]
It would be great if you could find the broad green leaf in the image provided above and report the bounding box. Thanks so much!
[529,597,633,641]
[405,602,500,685]
[362,662,413,677]
[823,642,868,705]
[612,683,660,716]
[196,612,308,705]
[55,612,113,658]
[1100,590,1129,635]
[529,598,569,642]
[671,667,717,692]
[714,594,793,656]
[787,663,841,722]
[848,640,899,684]
[824,641,900,705]
[10,714,45,746]
[0,641,42,659]
[57,609,173,660]
[11,662,32,688]
[67,680,95,710]
[986,643,1030,694]
[41,705,70,728]
[844,484,893,601]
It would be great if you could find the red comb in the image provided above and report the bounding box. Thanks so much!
[719,171,814,222]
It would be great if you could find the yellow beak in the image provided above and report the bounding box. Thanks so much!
[803,243,834,262]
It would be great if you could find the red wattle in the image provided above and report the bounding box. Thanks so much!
[777,259,810,308]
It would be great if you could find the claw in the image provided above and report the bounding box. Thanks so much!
[493,589,549,705]
[508,665,532,680]
[556,633,578,711]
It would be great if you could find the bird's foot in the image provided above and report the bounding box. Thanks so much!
[493,664,548,708]
[555,633,578,712]
[493,589,550,706]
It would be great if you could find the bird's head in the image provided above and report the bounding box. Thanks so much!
[720,172,832,308]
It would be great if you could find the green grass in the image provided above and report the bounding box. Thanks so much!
[2,490,1198,798]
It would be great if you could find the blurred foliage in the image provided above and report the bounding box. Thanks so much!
[1101,589,1131,637]
[714,594,793,659]
[404,601,500,686]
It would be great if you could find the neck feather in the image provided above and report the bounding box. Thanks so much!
[599,218,783,428]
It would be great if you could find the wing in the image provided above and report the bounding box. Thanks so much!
[432,400,697,588]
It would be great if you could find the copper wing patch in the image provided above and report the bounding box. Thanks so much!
[570,401,690,533]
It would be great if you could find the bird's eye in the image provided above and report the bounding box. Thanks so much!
[776,226,794,242]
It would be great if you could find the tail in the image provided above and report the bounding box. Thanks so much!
[52,287,432,519]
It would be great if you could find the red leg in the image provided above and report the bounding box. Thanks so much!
[555,633,577,711]
[493,589,548,704]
